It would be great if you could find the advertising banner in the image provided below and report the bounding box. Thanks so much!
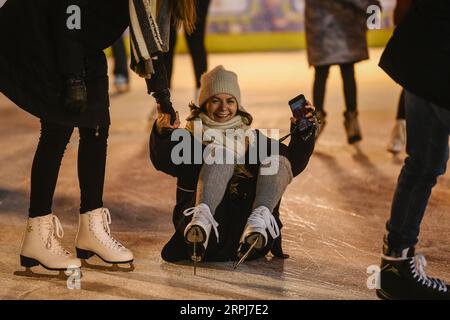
[207,0,395,34]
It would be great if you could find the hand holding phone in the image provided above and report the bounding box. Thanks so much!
[289,94,313,132]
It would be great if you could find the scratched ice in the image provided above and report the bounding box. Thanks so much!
[0,50,449,299]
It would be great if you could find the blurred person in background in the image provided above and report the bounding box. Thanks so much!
[164,0,211,103]
[386,0,416,155]
[305,0,381,144]
[111,33,130,94]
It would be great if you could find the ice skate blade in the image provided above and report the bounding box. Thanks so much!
[19,255,78,272]
[233,235,261,270]
[189,227,204,275]
[186,226,206,263]
[80,259,135,272]
[14,268,75,280]
[76,248,134,272]
[16,256,82,280]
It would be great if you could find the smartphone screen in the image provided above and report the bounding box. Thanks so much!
[289,95,307,118]
[289,94,311,131]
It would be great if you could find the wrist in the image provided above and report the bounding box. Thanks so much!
[155,125,172,137]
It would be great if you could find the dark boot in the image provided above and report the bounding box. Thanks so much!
[315,110,327,139]
[377,246,450,300]
[344,111,362,144]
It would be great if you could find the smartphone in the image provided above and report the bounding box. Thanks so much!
[289,94,311,131]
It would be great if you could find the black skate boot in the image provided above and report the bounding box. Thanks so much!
[377,246,450,300]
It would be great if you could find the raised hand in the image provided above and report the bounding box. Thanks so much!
[156,104,180,135]
[290,100,316,125]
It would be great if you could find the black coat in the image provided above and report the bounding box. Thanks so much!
[379,0,450,111]
[149,124,315,262]
[0,0,129,128]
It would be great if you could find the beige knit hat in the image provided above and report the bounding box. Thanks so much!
[198,65,246,111]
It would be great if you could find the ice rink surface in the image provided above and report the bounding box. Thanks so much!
[0,49,449,299]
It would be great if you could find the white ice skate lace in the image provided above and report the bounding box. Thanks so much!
[92,208,125,250]
[410,254,448,293]
[183,205,219,242]
[43,215,70,256]
[247,207,280,240]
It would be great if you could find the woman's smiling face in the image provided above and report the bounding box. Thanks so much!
[205,94,238,123]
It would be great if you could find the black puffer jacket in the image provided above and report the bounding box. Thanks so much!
[149,123,315,262]
[379,0,450,110]
[0,0,129,128]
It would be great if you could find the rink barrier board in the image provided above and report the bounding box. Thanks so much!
[105,29,393,56]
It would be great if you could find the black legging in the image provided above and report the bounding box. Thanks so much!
[313,63,357,114]
[111,35,129,80]
[28,121,109,217]
[164,0,210,89]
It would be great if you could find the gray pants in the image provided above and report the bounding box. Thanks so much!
[196,155,294,214]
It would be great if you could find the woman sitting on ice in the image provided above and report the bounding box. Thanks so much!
[150,66,317,265]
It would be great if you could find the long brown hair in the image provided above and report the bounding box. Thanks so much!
[158,0,197,34]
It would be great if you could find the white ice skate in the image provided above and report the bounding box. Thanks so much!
[234,206,280,269]
[114,75,130,94]
[75,208,133,267]
[387,119,406,154]
[183,203,219,274]
[20,214,81,272]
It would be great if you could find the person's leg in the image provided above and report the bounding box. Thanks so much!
[340,63,361,144]
[163,24,178,89]
[184,146,235,260]
[378,92,450,300]
[313,65,330,137]
[313,65,330,114]
[196,162,235,215]
[185,0,210,90]
[339,63,357,113]
[29,121,74,217]
[238,140,294,256]
[75,125,134,264]
[111,35,129,81]
[78,126,109,214]
[22,121,80,270]
[252,156,293,212]
[388,89,407,154]
[387,90,449,251]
